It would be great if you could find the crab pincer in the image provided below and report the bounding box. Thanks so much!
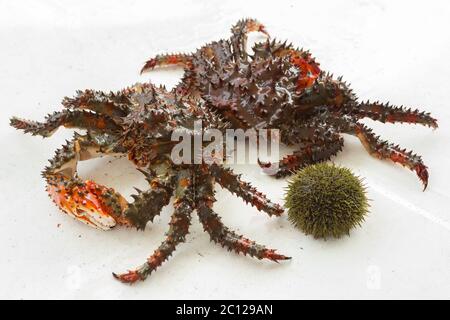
[47,178,130,230]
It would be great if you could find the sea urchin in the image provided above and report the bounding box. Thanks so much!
[285,163,369,239]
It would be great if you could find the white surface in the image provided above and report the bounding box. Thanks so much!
[1,0,449,299]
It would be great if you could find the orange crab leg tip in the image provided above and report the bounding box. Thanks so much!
[112,270,143,284]
[258,25,269,37]
[274,207,285,216]
[257,158,272,168]
[422,181,428,191]
[264,250,291,262]
[414,164,429,191]
[431,119,439,129]
[9,117,21,128]
[10,117,33,131]
[140,59,157,74]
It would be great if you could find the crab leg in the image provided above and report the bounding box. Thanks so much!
[43,134,131,230]
[253,39,321,91]
[45,135,178,230]
[318,75,438,128]
[196,173,289,261]
[318,113,430,190]
[198,206,290,261]
[351,123,429,190]
[113,170,194,283]
[10,110,121,137]
[61,89,130,119]
[259,137,344,178]
[353,101,438,128]
[208,164,284,217]
[140,53,193,74]
[124,166,175,230]
[258,122,343,178]
[230,18,269,60]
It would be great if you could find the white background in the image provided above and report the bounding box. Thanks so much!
[0,0,449,299]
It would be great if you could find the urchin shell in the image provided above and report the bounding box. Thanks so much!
[285,163,369,239]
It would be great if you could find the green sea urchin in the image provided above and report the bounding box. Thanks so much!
[285,163,369,239]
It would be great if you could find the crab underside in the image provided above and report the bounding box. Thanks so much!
[11,19,437,283]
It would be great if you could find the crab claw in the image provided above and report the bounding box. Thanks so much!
[414,164,429,191]
[47,180,129,230]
